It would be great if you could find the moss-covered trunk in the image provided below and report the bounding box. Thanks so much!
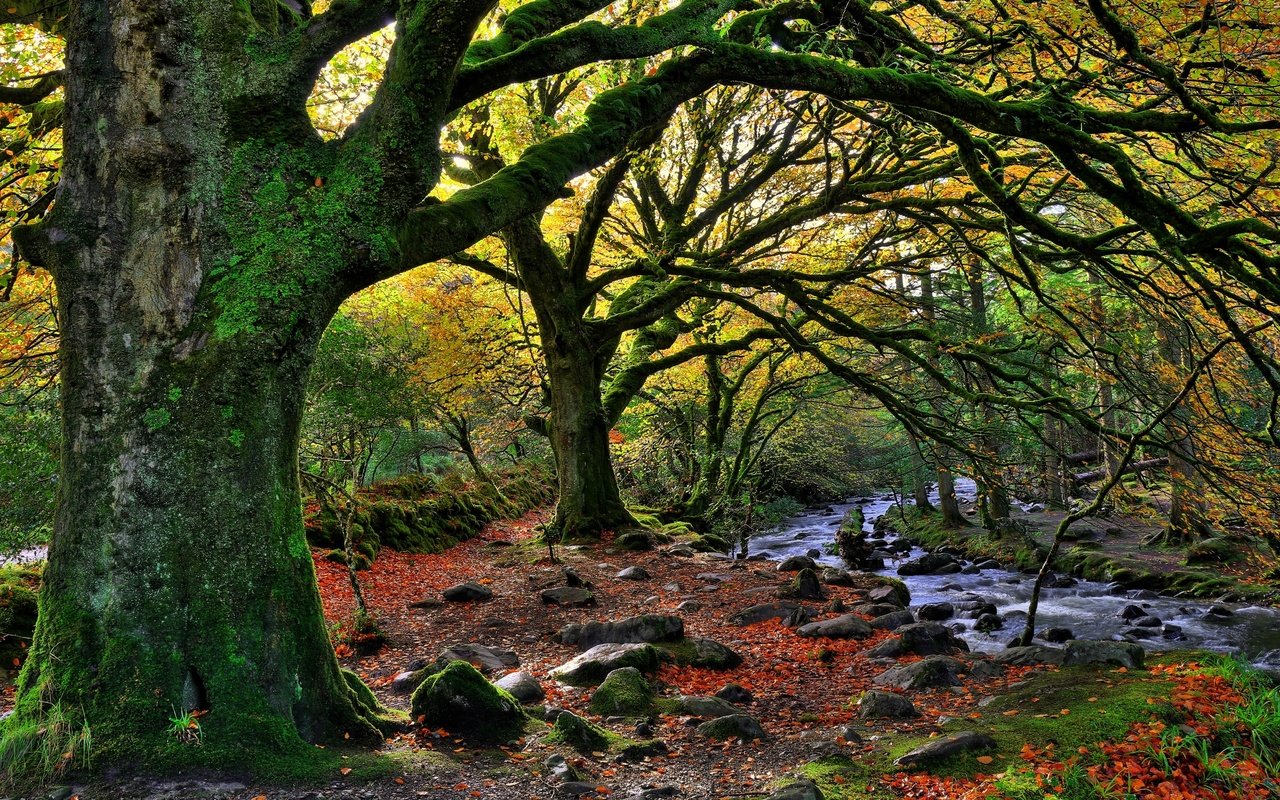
[3,1,387,778]
[544,342,634,537]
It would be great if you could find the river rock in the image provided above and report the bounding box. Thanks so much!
[696,714,767,741]
[541,587,597,607]
[777,555,817,572]
[896,732,996,767]
[957,600,999,618]
[616,566,650,581]
[557,615,684,649]
[873,656,966,689]
[853,602,902,617]
[866,622,968,658]
[730,601,812,627]
[443,582,492,602]
[1206,604,1234,617]
[975,613,1004,633]
[1131,615,1162,628]
[994,645,1066,666]
[918,602,955,621]
[868,610,916,631]
[438,643,519,674]
[1119,604,1149,621]
[897,552,958,576]
[1041,627,1074,644]
[857,690,919,719]
[797,614,874,640]
[1063,640,1145,669]
[551,643,662,686]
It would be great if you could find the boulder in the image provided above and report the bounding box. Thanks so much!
[562,566,593,588]
[917,602,955,621]
[557,615,684,649]
[409,661,526,740]
[868,582,910,607]
[589,667,655,717]
[796,614,874,640]
[866,622,968,658]
[777,555,817,572]
[852,603,902,618]
[1063,640,1145,669]
[873,656,966,689]
[993,646,1066,666]
[729,601,812,627]
[615,531,654,551]
[897,552,958,577]
[443,582,492,602]
[674,695,740,719]
[764,780,823,800]
[975,613,1004,633]
[494,670,545,704]
[857,690,919,719]
[896,732,997,767]
[541,587,597,607]
[663,637,743,669]
[715,684,753,705]
[821,568,856,586]
[1119,604,1148,621]
[616,566,651,581]
[551,643,662,686]
[1041,627,1074,644]
[781,568,825,600]
[438,643,519,675]
[547,711,612,752]
[868,610,916,631]
[695,714,767,741]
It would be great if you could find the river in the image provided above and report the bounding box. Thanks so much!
[749,480,1280,673]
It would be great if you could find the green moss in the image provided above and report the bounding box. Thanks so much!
[588,668,654,717]
[409,661,527,741]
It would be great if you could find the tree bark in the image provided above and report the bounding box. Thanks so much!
[4,2,389,774]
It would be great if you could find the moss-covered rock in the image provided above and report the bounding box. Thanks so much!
[1185,537,1243,566]
[546,711,613,752]
[588,667,654,717]
[613,530,654,551]
[409,661,526,740]
[0,570,38,668]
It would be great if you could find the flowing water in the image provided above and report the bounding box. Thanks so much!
[750,480,1280,673]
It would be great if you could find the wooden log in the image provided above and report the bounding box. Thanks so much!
[1072,457,1168,486]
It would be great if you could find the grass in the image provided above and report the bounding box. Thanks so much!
[0,703,93,790]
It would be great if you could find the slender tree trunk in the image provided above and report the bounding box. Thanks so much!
[5,3,387,773]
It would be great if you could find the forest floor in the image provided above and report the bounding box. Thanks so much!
[7,499,1278,800]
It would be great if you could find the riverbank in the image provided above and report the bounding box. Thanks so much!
[10,508,1278,800]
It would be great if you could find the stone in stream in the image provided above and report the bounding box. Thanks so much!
[551,643,662,686]
[1119,604,1149,621]
[777,555,817,572]
[1162,624,1185,640]
[438,643,519,674]
[1206,604,1235,618]
[616,566,650,581]
[1047,576,1078,589]
[557,615,685,649]
[896,732,997,767]
[975,613,1004,633]
[917,602,955,621]
[1041,627,1075,644]
[696,713,767,741]
[541,586,597,607]
[897,552,959,576]
[1063,640,1145,669]
[442,582,492,602]
[1131,615,1162,628]
[494,670,545,704]
[873,656,966,689]
[796,614,874,639]
[866,622,968,658]
[857,689,920,719]
[730,601,812,627]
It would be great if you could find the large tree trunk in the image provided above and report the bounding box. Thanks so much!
[4,2,386,775]
[543,344,634,536]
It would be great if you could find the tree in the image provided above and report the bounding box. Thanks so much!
[2,0,1277,779]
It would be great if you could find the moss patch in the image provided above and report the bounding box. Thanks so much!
[409,661,527,742]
